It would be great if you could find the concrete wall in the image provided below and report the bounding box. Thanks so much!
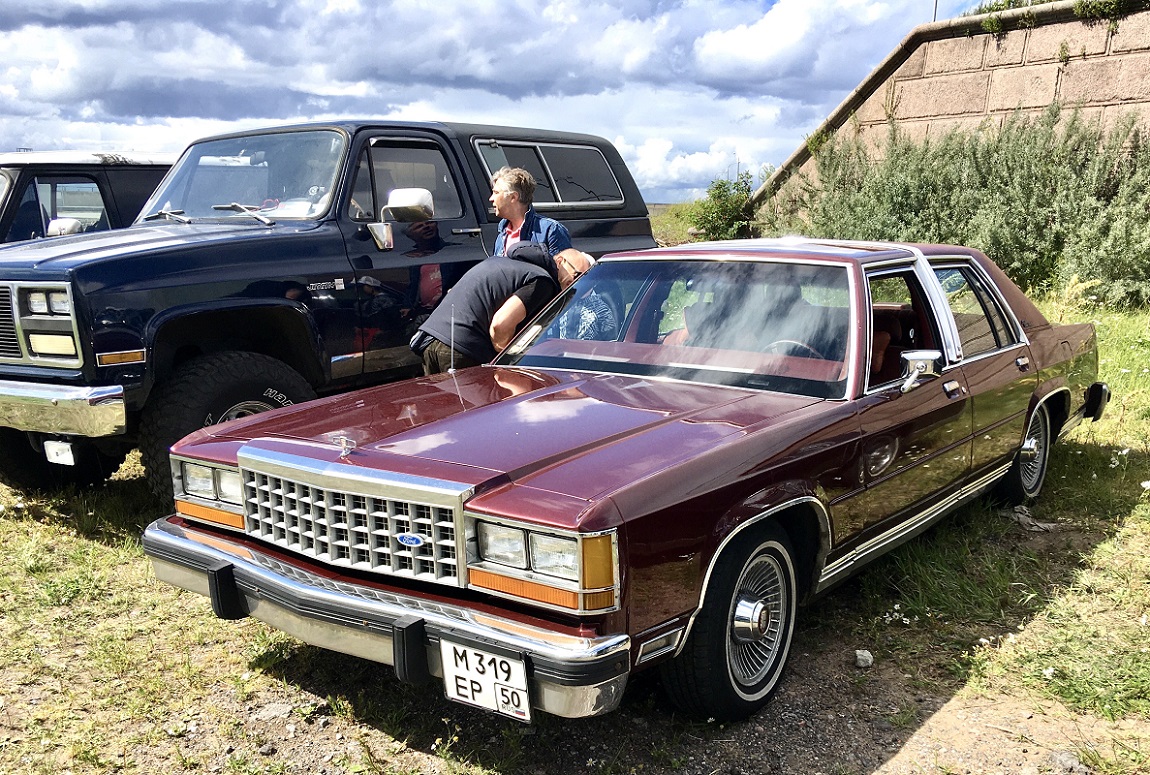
[755,1,1150,206]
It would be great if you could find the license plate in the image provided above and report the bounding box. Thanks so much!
[439,640,531,722]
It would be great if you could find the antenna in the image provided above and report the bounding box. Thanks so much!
[448,303,456,374]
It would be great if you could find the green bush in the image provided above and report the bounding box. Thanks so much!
[688,170,755,240]
[759,105,1150,307]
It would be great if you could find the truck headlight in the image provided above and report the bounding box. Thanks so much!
[49,292,72,315]
[27,292,48,314]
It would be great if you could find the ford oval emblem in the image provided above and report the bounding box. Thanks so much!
[396,532,426,547]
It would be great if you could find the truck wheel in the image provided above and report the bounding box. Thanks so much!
[140,352,315,499]
[0,428,128,492]
[995,403,1051,506]
[660,523,797,721]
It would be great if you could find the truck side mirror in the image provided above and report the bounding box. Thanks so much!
[367,188,435,251]
[899,350,943,394]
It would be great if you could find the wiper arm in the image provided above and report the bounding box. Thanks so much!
[141,208,191,223]
[211,202,275,226]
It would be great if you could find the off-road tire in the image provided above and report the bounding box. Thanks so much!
[660,522,798,721]
[0,427,128,492]
[139,351,315,499]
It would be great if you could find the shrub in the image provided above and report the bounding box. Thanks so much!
[688,170,755,241]
[759,106,1150,307]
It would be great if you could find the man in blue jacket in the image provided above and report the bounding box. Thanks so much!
[490,167,572,257]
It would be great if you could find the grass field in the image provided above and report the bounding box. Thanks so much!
[0,301,1147,774]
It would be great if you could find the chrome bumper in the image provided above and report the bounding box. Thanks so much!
[0,379,126,436]
[143,517,631,720]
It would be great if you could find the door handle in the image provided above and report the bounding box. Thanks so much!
[451,227,482,235]
[943,380,965,399]
[1016,356,1031,371]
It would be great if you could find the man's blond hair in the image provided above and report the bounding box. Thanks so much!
[492,167,537,205]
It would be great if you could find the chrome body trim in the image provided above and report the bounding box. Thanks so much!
[672,495,832,659]
[815,461,1011,592]
[0,379,126,436]
[144,516,631,719]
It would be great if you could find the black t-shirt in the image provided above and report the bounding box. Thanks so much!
[418,255,558,363]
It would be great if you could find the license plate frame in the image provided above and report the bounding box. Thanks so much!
[439,639,532,722]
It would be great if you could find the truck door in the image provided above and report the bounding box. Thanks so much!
[337,134,489,381]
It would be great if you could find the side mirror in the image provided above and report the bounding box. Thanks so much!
[46,218,83,237]
[368,188,435,251]
[899,349,943,394]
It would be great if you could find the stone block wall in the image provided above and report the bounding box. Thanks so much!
[756,1,1150,205]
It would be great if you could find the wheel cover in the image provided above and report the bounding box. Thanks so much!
[726,552,787,690]
[1020,410,1049,493]
[214,399,275,425]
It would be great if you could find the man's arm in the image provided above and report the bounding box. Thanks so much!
[489,296,528,352]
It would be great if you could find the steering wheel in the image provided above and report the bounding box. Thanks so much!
[764,339,825,359]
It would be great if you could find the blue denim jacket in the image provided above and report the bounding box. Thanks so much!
[493,207,572,257]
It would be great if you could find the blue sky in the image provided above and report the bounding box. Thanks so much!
[0,0,973,202]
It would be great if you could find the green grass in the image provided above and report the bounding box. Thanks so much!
[1,305,1149,773]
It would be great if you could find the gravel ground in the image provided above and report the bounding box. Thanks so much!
[102,593,1139,775]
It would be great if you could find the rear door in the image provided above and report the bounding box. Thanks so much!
[930,262,1035,478]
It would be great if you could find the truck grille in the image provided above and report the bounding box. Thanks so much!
[0,288,20,359]
[243,468,462,585]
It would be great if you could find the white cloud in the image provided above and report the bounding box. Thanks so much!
[0,0,977,201]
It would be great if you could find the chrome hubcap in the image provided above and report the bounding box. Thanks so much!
[727,553,786,686]
[217,400,274,424]
[1020,412,1048,491]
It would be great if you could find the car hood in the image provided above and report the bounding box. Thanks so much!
[179,366,825,508]
[0,221,320,277]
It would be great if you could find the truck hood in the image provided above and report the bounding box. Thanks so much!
[179,366,824,506]
[0,221,319,276]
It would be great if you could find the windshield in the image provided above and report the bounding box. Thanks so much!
[138,129,347,221]
[497,258,853,399]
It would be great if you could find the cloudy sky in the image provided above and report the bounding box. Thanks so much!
[0,0,974,202]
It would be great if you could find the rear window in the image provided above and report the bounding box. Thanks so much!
[476,140,623,207]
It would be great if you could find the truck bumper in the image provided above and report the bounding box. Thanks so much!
[143,517,631,720]
[0,380,126,436]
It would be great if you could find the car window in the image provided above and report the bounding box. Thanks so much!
[367,140,463,220]
[865,270,940,390]
[37,177,110,233]
[500,259,852,399]
[933,266,1016,358]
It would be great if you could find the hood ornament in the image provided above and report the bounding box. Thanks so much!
[332,434,357,459]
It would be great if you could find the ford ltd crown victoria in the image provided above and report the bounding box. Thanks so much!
[142,238,1110,722]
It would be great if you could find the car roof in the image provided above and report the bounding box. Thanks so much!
[601,237,979,267]
[185,119,616,149]
[0,151,177,167]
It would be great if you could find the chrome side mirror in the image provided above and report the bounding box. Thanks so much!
[899,350,943,394]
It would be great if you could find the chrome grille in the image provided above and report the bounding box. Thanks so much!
[0,287,20,359]
[243,468,461,585]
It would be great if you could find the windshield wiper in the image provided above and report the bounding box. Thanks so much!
[211,202,275,226]
[141,208,191,223]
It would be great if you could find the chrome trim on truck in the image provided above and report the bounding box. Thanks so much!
[0,380,125,436]
[143,516,632,719]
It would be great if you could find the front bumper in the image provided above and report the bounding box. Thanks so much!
[143,517,631,720]
[0,379,126,436]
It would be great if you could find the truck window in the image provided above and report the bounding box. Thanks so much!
[476,143,555,203]
[476,140,624,206]
[366,140,463,220]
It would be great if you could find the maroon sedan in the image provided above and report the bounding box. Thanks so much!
[143,239,1109,722]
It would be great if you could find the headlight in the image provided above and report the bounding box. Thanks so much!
[529,533,578,580]
[182,462,217,499]
[49,292,72,315]
[182,462,244,505]
[28,334,77,356]
[478,522,528,568]
[27,292,48,314]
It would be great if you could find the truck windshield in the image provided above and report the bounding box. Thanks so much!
[138,130,347,221]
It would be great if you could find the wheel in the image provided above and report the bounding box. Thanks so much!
[140,352,315,499]
[660,523,798,721]
[764,339,824,359]
[995,403,1051,506]
[0,427,128,492]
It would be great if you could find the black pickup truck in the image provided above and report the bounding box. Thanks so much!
[0,121,656,494]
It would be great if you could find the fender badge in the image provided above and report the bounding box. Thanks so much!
[332,434,357,459]
[396,533,426,548]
